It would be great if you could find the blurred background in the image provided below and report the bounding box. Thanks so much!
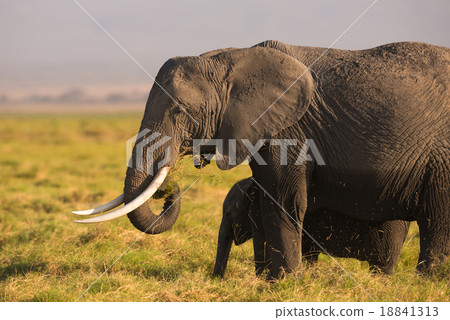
[1,0,449,112]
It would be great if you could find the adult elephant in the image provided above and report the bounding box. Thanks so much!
[74,41,449,278]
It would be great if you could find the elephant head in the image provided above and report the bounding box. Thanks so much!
[73,46,316,233]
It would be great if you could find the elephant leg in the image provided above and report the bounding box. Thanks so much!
[367,221,410,275]
[368,252,396,275]
[258,190,303,278]
[416,166,449,273]
[249,190,271,276]
[367,248,398,275]
[250,143,311,278]
[252,228,271,277]
[212,218,234,278]
[417,217,449,273]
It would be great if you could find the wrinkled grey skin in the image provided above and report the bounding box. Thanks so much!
[213,178,411,278]
[124,40,449,277]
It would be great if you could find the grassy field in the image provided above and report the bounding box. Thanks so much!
[0,113,448,302]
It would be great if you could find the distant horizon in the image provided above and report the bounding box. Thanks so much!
[0,84,149,105]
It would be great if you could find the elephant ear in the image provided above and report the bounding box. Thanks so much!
[214,47,316,169]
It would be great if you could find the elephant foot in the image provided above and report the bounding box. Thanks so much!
[416,211,449,277]
[368,264,394,275]
[416,254,449,278]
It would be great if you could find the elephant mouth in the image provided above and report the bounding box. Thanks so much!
[193,154,211,169]
[72,166,171,224]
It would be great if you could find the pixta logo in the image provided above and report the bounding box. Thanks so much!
[192,139,325,166]
[126,129,172,174]
[126,130,325,172]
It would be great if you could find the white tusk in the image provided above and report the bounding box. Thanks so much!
[72,194,124,216]
[74,167,170,224]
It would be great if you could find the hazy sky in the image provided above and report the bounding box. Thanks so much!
[1,0,449,96]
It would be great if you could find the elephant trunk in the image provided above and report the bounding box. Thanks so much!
[123,126,181,233]
[124,164,181,234]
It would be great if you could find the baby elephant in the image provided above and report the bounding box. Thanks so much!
[213,178,410,277]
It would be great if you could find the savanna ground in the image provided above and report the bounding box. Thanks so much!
[0,112,448,302]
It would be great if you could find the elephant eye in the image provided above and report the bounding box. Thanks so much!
[174,104,187,114]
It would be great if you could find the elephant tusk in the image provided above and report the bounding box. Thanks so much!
[72,194,124,216]
[73,167,171,224]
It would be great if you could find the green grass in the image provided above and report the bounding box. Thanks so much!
[0,114,448,301]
